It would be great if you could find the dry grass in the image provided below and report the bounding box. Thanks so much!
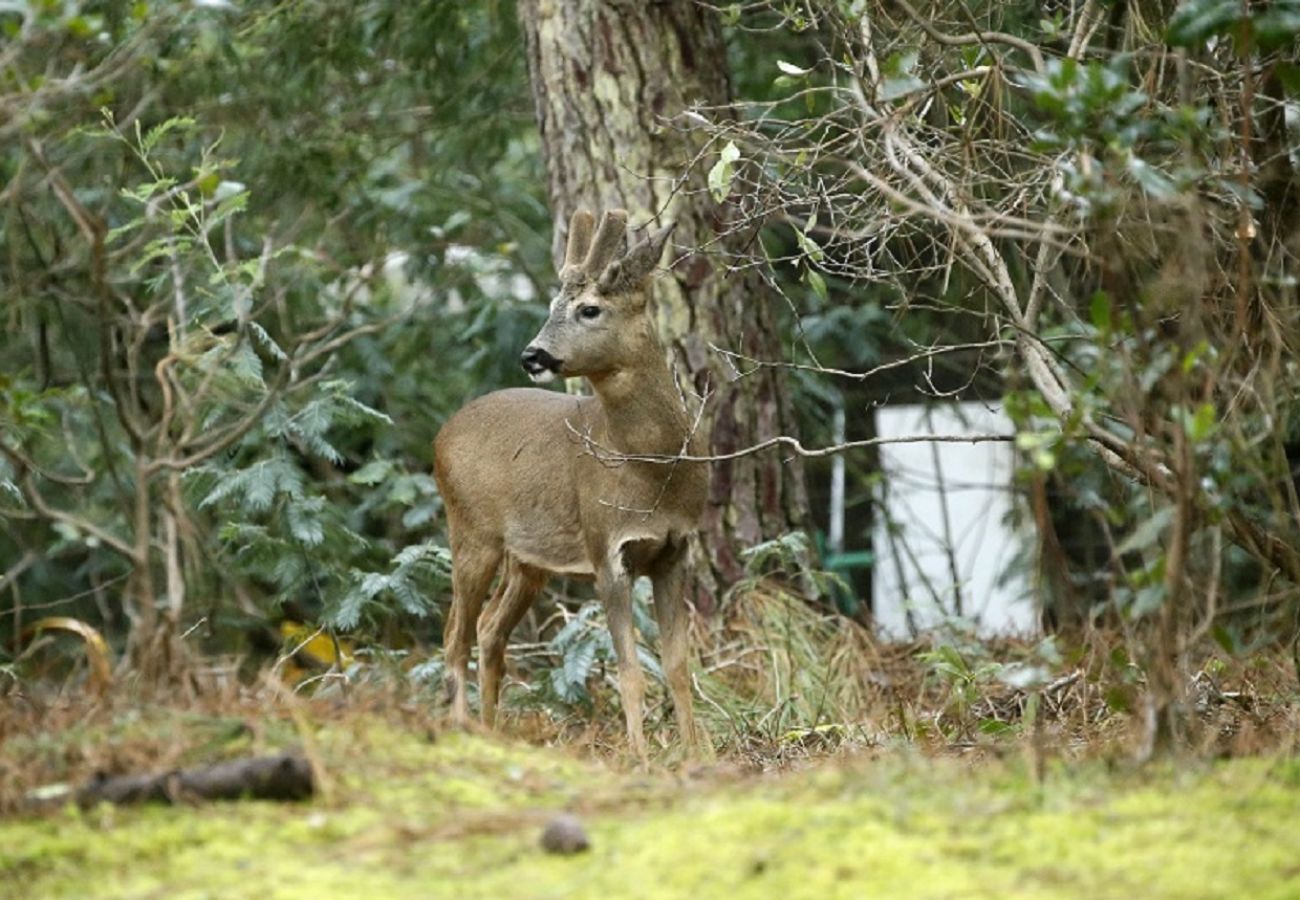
[476,580,1300,771]
[685,582,1293,759]
[4,582,1298,816]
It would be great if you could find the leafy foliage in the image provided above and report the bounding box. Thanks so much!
[539,588,663,709]
[0,0,547,665]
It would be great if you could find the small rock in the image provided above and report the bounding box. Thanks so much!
[540,813,590,855]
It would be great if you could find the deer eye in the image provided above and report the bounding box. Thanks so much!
[578,305,602,321]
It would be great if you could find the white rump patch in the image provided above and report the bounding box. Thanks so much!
[610,533,664,568]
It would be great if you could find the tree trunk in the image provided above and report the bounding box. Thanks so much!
[518,0,810,611]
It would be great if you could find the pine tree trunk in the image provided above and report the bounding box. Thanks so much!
[519,0,810,610]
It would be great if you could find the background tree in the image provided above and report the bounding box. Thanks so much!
[518,0,811,610]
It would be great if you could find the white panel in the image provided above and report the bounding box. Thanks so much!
[872,403,1036,639]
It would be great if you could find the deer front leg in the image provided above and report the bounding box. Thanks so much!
[651,551,710,759]
[599,561,648,762]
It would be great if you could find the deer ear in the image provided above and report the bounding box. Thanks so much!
[597,221,676,295]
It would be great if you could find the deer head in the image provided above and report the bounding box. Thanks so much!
[520,208,676,383]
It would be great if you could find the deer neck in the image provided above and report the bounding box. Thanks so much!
[587,358,693,457]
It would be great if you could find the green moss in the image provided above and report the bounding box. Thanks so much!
[3,722,1299,899]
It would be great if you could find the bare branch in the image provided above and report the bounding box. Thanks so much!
[565,420,1016,465]
[708,339,1014,382]
[0,551,38,595]
[14,469,139,562]
[896,0,1045,74]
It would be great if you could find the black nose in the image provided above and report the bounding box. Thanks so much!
[521,346,561,375]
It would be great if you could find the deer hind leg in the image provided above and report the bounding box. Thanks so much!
[651,547,710,759]
[477,557,546,728]
[599,557,648,762]
[444,542,501,726]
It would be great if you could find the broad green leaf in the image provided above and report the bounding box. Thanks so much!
[1127,156,1176,199]
[1255,7,1300,50]
[880,50,924,101]
[1116,506,1175,556]
[349,459,394,485]
[807,268,827,301]
[1166,0,1240,48]
[794,227,824,262]
[708,141,741,203]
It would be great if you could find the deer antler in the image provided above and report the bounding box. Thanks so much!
[583,209,627,277]
[560,209,595,282]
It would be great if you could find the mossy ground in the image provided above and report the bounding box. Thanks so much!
[3,706,1299,899]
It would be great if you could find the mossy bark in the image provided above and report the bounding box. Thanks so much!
[519,0,810,610]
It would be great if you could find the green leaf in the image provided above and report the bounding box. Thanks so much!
[1186,402,1218,443]
[286,500,325,547]
[121,178,178,204]
[880,75,925,101]
[104,217,145,246]
[1015,431,1058,471]
[708,141,741,203]
[1181,339,1210,373]
[349,459,394,485]
[243,462,280,512]
[401,504,436,528]
[208,188,249,229]
[335,576,378,630]
[1,477,23,504]
[248,322,288,361]
[1127,156,1176,200]
[196,170,221,198]
[66,15,95,39]
[563,638,597,693]
[1275,63,1300,97]
[806,268,827,301]
[141,116,197,154]
[793,227,824,263]
[1116,506,1175,556]
[880,50,924,101]
[229,342,265,387]
[1211,624,1241,654]
[1254,7,1300,51]
[1166,0,1241,48]
[1129,583,1167,618]
[1089,291,1112,333]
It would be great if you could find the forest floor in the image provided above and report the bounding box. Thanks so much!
[3,695,1300,899]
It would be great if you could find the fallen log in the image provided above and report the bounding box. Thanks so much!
[76,752,314,807]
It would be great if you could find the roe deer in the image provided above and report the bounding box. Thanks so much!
[433,208,709,759]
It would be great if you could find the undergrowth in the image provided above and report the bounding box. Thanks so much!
[8,577,1300,780]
